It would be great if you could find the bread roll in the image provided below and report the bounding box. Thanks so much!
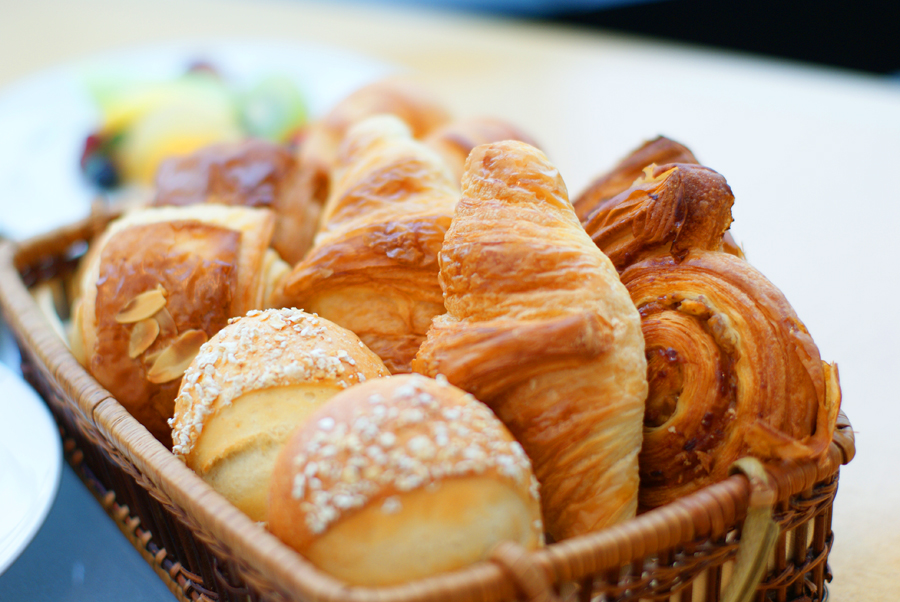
[268,373,543,586]
[71,204,289,444]
[412,141,648,541]
[170,308,388,522]
[152,138,312,265]
[281,115,458,373]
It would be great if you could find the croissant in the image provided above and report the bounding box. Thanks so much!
[70,204,288,444]
[424,116,538,183]
[283,78,451,262]
[575,137,742,259]
[281,115,458,373]
[584,161,841,509]
[412,140,648,541]
[152,139,312,265]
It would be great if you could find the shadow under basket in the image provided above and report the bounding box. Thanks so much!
[0,215,856,602]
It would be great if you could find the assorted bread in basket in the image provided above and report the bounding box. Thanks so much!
[2,76,851,601]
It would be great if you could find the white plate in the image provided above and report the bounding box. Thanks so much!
[0,38,394,241]
[0,362,62,575]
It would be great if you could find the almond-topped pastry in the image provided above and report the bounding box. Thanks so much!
[268,374,543,586]
[70,204,290,444]
[170,308,389,522]
[413,140,648,541]
[281,114,459,373]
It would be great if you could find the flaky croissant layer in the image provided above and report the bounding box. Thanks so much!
[414,140,648,541]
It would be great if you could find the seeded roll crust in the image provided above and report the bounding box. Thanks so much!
[269,374,543,586]
[71,204,289,444]
[412,141,648,541]
[281,115,459,373]
[170,308,388,522]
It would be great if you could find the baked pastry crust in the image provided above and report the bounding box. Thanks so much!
[413,140,648,540]
[268,374,543,586]
[424,116,538,184]
[583,156,841,508]
[282,115,458,373]
[625,251,841,508]
[281,78,451,263]
[71,204,286,444]
[152,139,310,265]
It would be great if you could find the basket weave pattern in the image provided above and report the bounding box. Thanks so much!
[0,217,855,602]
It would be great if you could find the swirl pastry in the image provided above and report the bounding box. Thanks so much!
[70,204,288,444]
[170,308,389,522]
[152,138,311,265]
[424,116,538,183]
[625,252,841,508]
[584,159,841,508]
[268,374,543,586]
[281,114,458,374]
[412,140,648,540]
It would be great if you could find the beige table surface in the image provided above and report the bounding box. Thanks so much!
[2,1,899,600]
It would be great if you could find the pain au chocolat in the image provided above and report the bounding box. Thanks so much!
[70,204,289,445]
[268,374,543,586]
[582,156,841,509]
[170,308,389,522]
[412,140,648,541]
[281,114,458,374]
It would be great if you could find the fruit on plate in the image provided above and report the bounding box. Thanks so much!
[80,65,307,189]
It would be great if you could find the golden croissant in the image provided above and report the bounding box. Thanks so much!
[413,140,648,541]
[281,114,458,373]
[584,158,841,509]
[280,78,451,263]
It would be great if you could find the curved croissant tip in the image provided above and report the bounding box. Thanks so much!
[462,140,566,202]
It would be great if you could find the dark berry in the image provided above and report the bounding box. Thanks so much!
[83,154,119,189]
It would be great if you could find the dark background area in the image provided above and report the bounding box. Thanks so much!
[545,0,900,76]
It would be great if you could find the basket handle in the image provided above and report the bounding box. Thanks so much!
[490,541,560,602]
[722,457,780,602]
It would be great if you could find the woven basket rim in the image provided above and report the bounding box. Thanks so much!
[0,216,856,602]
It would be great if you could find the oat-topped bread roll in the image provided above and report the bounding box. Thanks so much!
[268,374,543,586]
[412,141,648,541]
[281,114,458,374]
[70,204,289,445]
[424,117,539,183]
[285,78,451,260]
[152,138,313,265]
[170,308,388,522]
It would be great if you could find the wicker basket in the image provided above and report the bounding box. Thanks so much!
[0,214,856,602]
